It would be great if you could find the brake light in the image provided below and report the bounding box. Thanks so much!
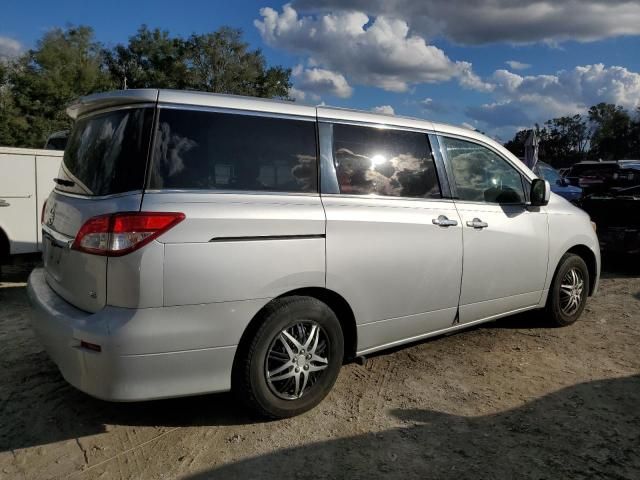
[41,200,47,225]
[72,212,185,256]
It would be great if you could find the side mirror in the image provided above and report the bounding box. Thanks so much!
[530,179,550,206]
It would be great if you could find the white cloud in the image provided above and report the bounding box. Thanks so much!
[496,64,640,112]
[255,4,487,93]
[257,2,640,140]
[371,105,395,115]
[466,101,532,128]
[293,0,640,45]
[492,69,525,92]
[292,65,353,98]
[0,36,23,61]
[505,60,531,71]
[457,62,494,92]
[288,86,307,101]
[419,97,449,114]
[467,64,640,130]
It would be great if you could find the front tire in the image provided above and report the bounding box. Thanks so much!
[233,296,344,419]
[546,253,590,327]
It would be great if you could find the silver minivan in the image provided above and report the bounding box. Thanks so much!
[28,89,600,418]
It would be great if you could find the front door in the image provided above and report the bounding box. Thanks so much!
[440,136,549,324]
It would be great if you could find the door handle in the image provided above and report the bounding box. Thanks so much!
[0,199,10,207]
[432,215,458,227]
[466,218,488,229]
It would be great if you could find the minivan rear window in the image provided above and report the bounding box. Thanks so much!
[148,109,318,193]
[57,108,154,196]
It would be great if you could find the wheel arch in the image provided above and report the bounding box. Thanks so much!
[234,287,358,365]
[564,244,598,296]
[0,226,9,264]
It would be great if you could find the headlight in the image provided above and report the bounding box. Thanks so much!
[590,221,597,232]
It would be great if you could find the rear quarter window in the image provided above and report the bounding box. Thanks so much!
[148,109,318,193]
[58,108,154,196]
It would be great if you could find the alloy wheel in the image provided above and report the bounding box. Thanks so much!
[560,267,585,316]
[265,321,330,400]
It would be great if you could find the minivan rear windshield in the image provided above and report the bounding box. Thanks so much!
[56,108,154,196]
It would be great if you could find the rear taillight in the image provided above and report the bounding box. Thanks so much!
[41,200,47,225]
[72,212,185,256]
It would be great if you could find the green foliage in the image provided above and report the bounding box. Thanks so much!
[8,26,114,147]
[538,115,589,168]
[588,103,633,161]
[184,27,290,97]
[0,62,26,146]
[1,24,291,148]
[503,129,531,159]
[103,26,189,90]
[630,108,640,158]
[505,106,639,167]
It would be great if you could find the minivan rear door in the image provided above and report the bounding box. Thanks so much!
[317,112,464,353]
[42,106,155,312]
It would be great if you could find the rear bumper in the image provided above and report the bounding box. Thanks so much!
[27,268,266,401]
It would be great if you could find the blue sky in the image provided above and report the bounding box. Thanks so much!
[2,0,640,141]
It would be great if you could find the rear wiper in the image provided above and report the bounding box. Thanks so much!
[54,178,75,187]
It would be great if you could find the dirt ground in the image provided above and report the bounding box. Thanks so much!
[0,257,639,480]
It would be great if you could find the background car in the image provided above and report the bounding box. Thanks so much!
[533,161,583,203]
[575,161,640,256]
[43,130,69,151]
[565,160,640,193]
[0,147,62,261]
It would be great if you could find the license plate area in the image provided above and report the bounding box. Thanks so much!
[41,229,108,312]
[43,235,63,267]
[42,231,73,283]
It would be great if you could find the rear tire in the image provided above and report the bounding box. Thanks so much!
[233,296,344,419]
[546,253,589,327]
[0,228,9,265]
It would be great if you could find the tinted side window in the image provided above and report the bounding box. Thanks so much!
[149,109,318,193]
[442,137,525,204]
[332,123,440,198]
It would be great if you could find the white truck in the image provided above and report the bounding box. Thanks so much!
[0,147,63,261]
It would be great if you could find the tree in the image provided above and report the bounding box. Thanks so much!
[104,26,291,97]
[588,103,632,160]
[2,25,292,148]
[184,27,290,97]
[630,108,640,158]
[103,26,189,90]
[8,26,113,147]
[0,61,26,146]
[505,114,591,168]
[538,115,589,168]
[503,128,532,159]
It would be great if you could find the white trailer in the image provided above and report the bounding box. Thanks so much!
[0,147,63,260]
